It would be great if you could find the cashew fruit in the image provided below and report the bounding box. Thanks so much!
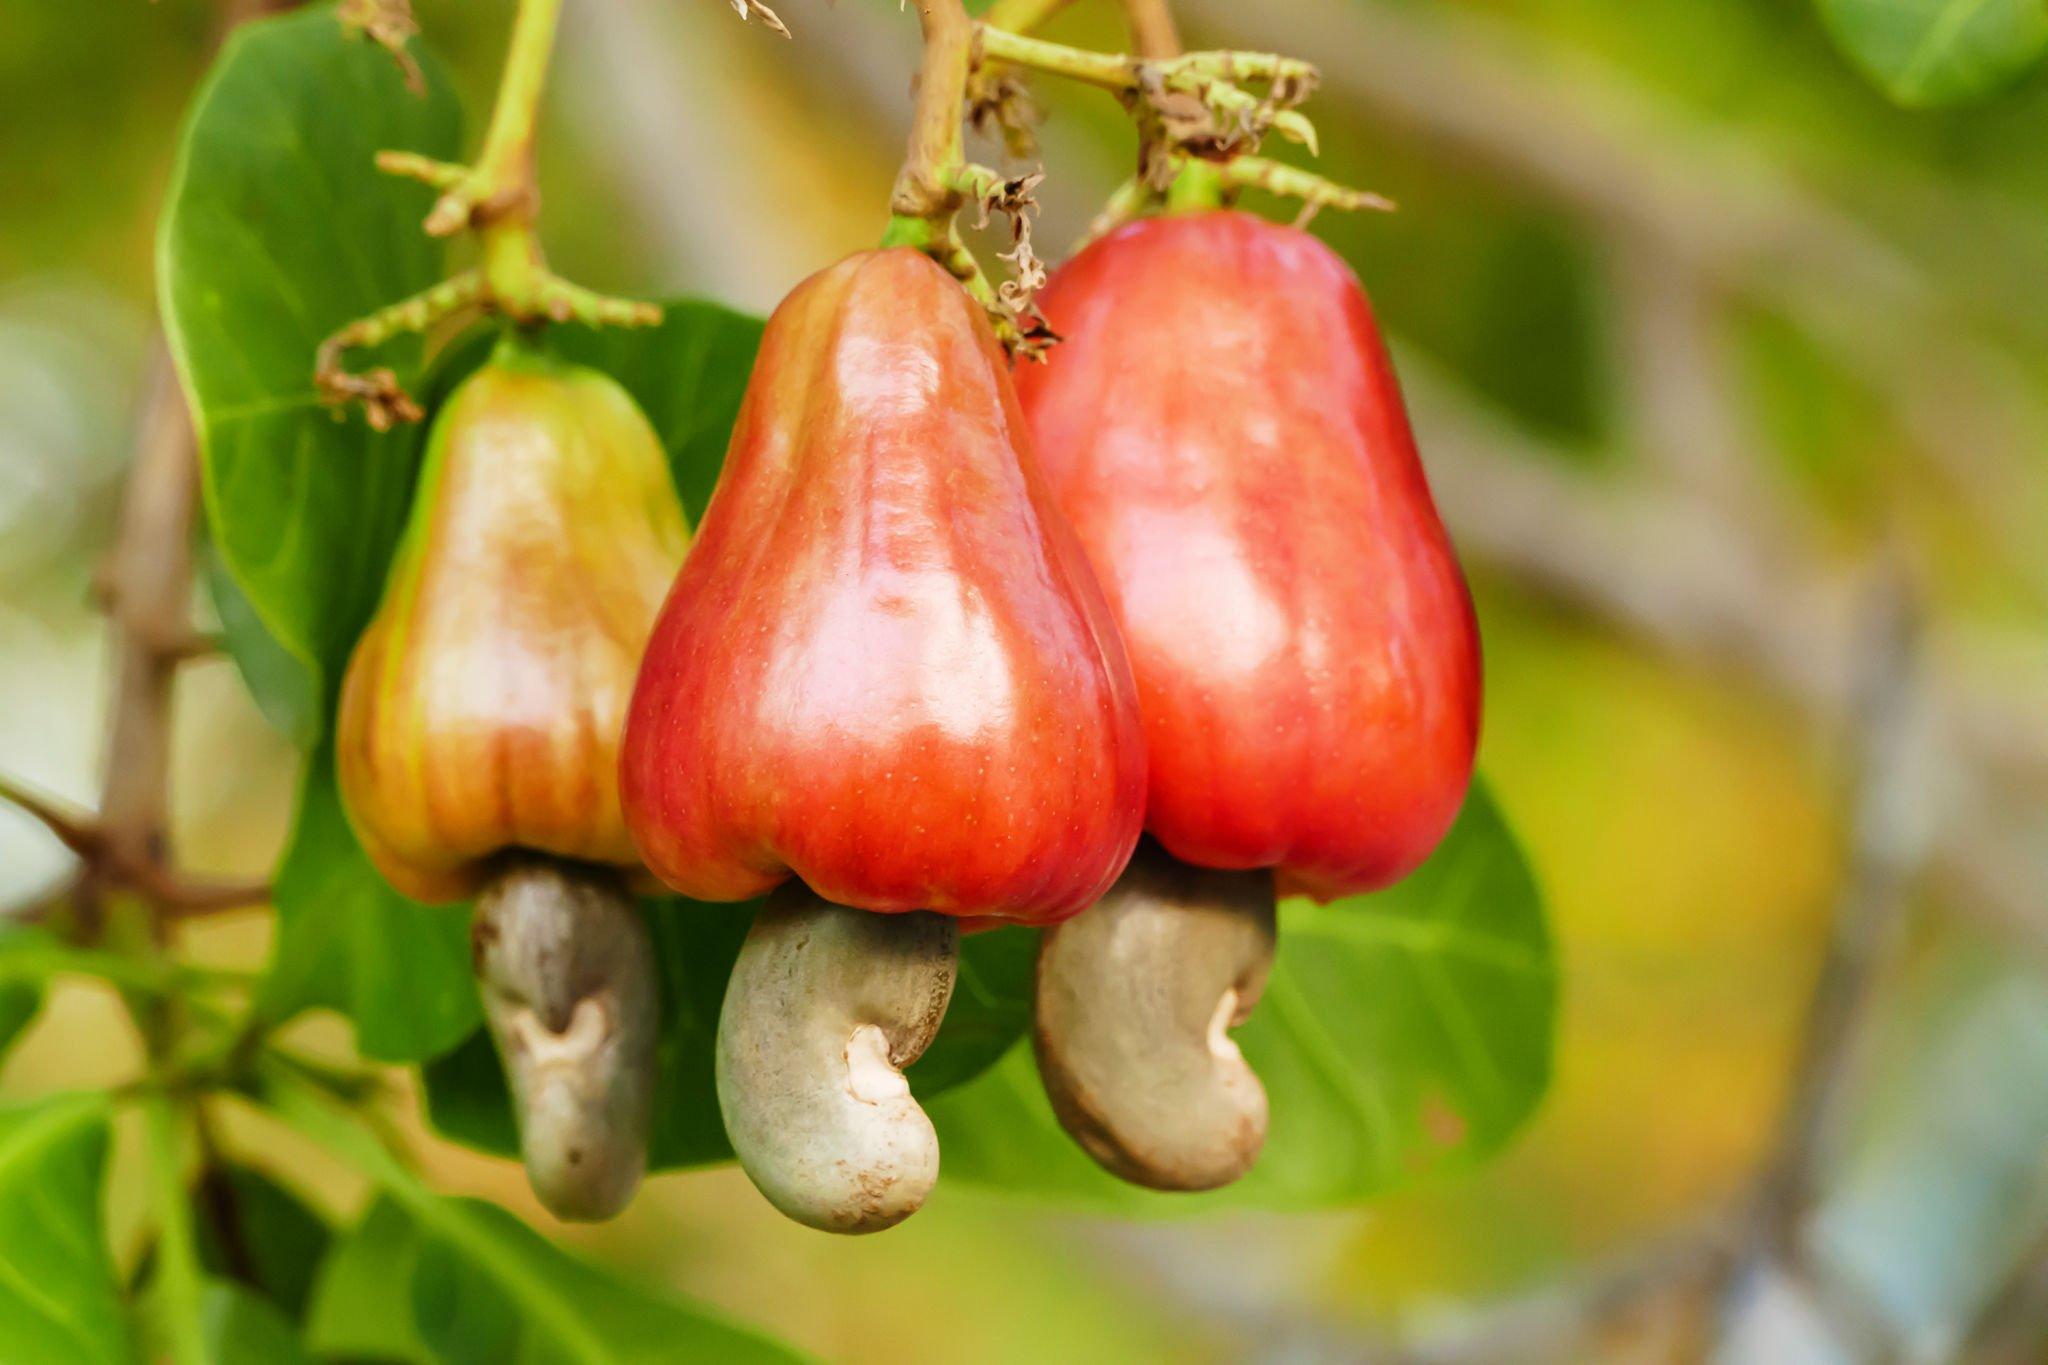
[1015,212,1479,899]
[621,248,1145,925]
[337,340,688,903]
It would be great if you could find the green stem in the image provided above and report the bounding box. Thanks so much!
[142,1094,207,1365]
[322,0,655,421]
[1218,155,1396,215]
[878,0,1043,352]
[976,28,1310,93]
[887,0,975,228]
[460,0,563,306]
[471,0,562,213]
[1165,159,1224,212]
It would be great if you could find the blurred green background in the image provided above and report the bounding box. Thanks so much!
[4,0,2047,1359]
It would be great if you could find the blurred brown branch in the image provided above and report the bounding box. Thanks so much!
[3,347,272,936]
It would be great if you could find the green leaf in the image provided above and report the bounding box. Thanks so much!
[0,923,241,1004]
[0,1094,128,1363]
[308,1195,805,1363]
[928,779,1557,1211]
[303,1198,432,1364]
[538,303,764,522]
[159,3,461,724]
[0,927,46,1064]
[201,1281,311,1365]
[0,979,38,1064]
[261,744,479,1062]
[193,1164,333,1322]
[203,546,320,748]
[1816,0,2048,106]
[423,904,1033,1171]
[911,925,1037,1097]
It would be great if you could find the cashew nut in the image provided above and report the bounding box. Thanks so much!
[1034,842,1278,1191]
[716,883,959,1234]
[473,856,658,1222]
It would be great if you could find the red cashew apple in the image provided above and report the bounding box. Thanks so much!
[1014,210,1481,900]
[620,247,1145,924]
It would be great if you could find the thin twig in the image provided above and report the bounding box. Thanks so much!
[1707,571,1922,1352]
[75,348,204,940]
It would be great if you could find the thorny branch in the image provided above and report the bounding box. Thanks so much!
[0,348,271,937]
[1697,574,1925,1363]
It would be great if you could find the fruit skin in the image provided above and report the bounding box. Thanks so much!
[621,248,1145,924]
[338,341,689,902]
[1013,211,1480,898]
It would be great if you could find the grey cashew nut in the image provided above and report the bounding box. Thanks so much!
[716,883,959,1234]
[1034,842,1278,1191]
[473,856,658,1222]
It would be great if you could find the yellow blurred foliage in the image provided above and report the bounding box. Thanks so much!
[1332,584,1838,1318]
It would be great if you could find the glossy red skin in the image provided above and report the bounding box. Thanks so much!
[621,249,1145,924]
[1012,212,1480,898]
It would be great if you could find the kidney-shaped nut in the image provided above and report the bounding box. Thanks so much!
[716,883,959,1234]
[1034,842,1279,1191]
[473,856,659,1222]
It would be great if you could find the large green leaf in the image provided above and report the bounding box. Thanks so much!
[203,547,321,748]
[271,1063,802,1362]
[540,303,764,521]
[260,744,479,1063]
[910,924,1038,1097]
[307,1196,803,1363]
[1817,0,2048,106]
[193,1163,333,1323]
[928,779,1557,1211]
[0,1095,128,1363]
[159,3,459,726]
[201,1281,312,1365]
[422,904,1033,1170]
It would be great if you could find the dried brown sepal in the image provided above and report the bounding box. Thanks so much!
[968,62,1042,160]
[338,0,425,96]
[727,0,791,38]
[962,167,1055,357]
[315,358,423,432]
[1125,58,1321,189]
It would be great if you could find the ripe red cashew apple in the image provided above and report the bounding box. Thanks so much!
[621,248,1146,1230]
[337,340,685,1220]
[1014,211,1481,1188]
